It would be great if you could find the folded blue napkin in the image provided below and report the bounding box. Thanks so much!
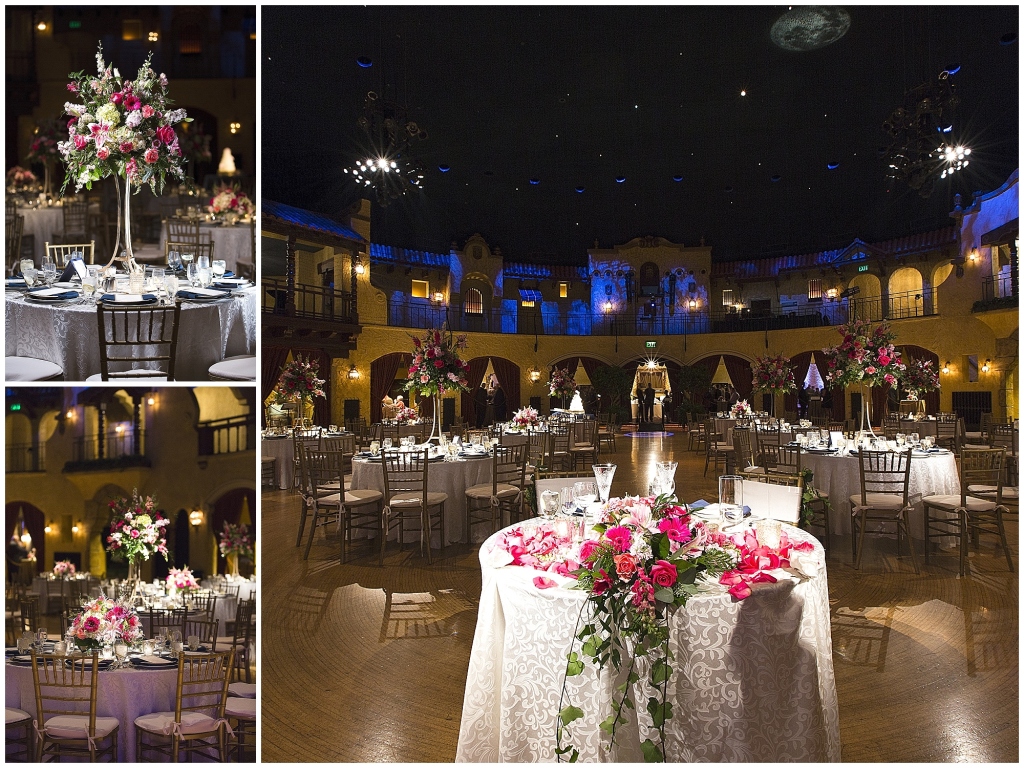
[99,293,157,303]
[176,288,230,300]
[27,287,79,300]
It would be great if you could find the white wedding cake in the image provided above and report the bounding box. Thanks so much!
[568,391,585,413]
[218,148,237,175]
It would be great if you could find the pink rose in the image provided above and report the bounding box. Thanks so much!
[613,553,638,581]
[97,147,109,160]
[592,569,612,596]
[73,134,88,150]
[650,559,677,588]
[865,366,876,375]
[605,526,632,553]
[878,355,891,366]
[578,539,601,563]
[144,147,159,164]
[130,529,140,539]
[141,105,155,118]
[119,141,134,153]
[434,359,445,369]
[156,125,175,146]
[110,92,123,106]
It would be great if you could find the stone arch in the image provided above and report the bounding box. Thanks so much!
[888,266,924,317]
[6,502,46,575]
[689,353,755,402]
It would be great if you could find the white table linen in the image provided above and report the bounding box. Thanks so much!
[262,437,295,490]
[5,662,179,762]
[30,576,99,614]
[350,455,493,545]
[5,287,257,381]
[801,450,960,538]
[456,521,840,762]
[18,207,64,263]
[159,221,252,274]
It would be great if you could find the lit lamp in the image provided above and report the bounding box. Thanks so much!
[189,509,204,527]
[347,364,360,380]
[354,256,366,275]
[530,368,541,383]
[603,300,613,313]
[982,359,991,373]
[942,361,951,375]
[433,291,445,304]
[71,521,81,534]
[44,522,53,534]
[65,409,74,419]
[147,396,156,406]
[229,122,241,135]
[969,249,979,262]
[688,298,698,310]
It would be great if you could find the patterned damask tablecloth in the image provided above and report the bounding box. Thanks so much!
[456,522,840,762]
[5,287,257,381]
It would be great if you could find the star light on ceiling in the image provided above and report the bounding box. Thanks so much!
[343,91,426,206]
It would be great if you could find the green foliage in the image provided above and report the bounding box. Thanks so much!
[590,365,634,414]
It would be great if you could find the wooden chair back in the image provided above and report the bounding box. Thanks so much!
[45,240,95,267]
[381,449,430,507]
[146,607,189,636]
[961,448,1005,506]
[31,652,102,738]
[7,215,25,273]
[96,302,181,380]
[855,450,913,506]
[493,443,528,492]
[166,218,203,245]
[165,239,215,264]
[61,199,89,239]
[182,618,219,648]
[170,650,233,724]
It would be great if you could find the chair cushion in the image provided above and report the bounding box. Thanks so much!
[86,371,168,381]
[228,682,256,699]
[224,697,257,719]
[44,714,119,740]
[209,355,257,381]
[312,493,343,508]
[922,494,998,513]
[6,707,31,725]
[5,356,63,381]
[344,489,383,506]
[134,711,219,737]
[465,483,521,499]
[968,485,1019,500]
[261,456,276,466]
[850,493,907,510]
[389,492,448,507]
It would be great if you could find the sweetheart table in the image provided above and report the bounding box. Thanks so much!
[456,521,841,762]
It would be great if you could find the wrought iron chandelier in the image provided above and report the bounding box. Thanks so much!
[343,91,427,207]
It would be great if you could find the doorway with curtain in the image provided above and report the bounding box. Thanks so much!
[211,488,257,578]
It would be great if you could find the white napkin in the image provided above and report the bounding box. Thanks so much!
[29,287,70,298]
[481,545,514,569]
[788,550,823,579]
[179,287,223,298]
[113,294,144,303]
[73,260,88,280]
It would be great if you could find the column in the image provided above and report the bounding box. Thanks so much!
[285,234,296,316]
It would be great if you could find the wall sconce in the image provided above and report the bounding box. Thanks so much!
[347,364,360,380]
[65,409,74,419]
[688,298,698,310]
[942,361,951,375]
[229,122,241,134]
[433,291,445,304]
[530,368,541,383]
[44,522,53,534]
[825,288,839,300]
[147,396,156,406]
[982,359,991,373]
[148,31,159,42]
[968,249,979,262]
[36,21,46,31]
[189,509,204,527]
[71,521,81,534]
[115,424,124,433]
[354,256,366,275]
[602,300,613,313]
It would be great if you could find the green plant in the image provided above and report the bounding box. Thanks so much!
[799,468,831,526]
[590,365,633,414]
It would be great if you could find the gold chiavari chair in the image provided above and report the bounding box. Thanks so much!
[851,449,917,572]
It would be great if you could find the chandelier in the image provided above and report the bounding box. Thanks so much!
[343,91,427,207]
[881,69,965,198]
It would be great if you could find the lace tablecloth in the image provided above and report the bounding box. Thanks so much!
[5,288,257,381]
[159,222,252,274]
[350,455,493,545]
[801,450,959,537]
[456,522,840,762]
[5,662,179,762]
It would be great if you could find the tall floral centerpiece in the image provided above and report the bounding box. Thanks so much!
[25,118,67,197]
[405,328,471,442]
[901,357,940,403]
[207,182,255,222]
[59,44,190,274]
[549,366,578,409]
[392,404,419,424]
[105,489,169,603]
[219,522,253,578]
[66,596,143,653]
[276,355,326,428]
[53,560,76,578]
[750,352,796,417]
[6,166,37,192]
[166,566,199,595]
[822,319,905,434]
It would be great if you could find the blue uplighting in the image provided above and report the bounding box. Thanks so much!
[827,161,840,170]
[575,186,585,193]
[615,176,626,183]
[672,175,683,182]
[356,56,373,68]
[529,178,540,185]
[438,164,450,172]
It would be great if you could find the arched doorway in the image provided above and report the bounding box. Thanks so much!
[690,354,754,404]
[784,351,845,421]
[461,357,521,426]
[849,273,882,320]
[888,267,924,318]
[6,502,45,575]
[370,351,411,423]
[211,488,257,578]
[176,107,218,184]
[173,510,191,570]
[894,344,940,415]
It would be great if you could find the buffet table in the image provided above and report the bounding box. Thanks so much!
[456,521,840,762]
[5,287,257,381]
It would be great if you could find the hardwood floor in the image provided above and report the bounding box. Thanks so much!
[260,430,1018,762]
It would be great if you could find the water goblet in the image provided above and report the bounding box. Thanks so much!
[187,635,200,651]
[559,486,575,515]
[115,642,128,662]
[36,627,48,649]
[197,254,211,271]
[186,263,199,287]
[180,251,194,268]
[572,480,598,513]
[922,435,934,450]
[24,268,38,287]
[592,463,617,503]
[382,438,393,451]
[719,475,745,526]
[213,259,227,279]
[369,440,380,456]
[540,490,561,519]
[19,258,34,277]
[168,250,181,271]
[198,267,213,288]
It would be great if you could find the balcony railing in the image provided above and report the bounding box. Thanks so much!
[197,415,256,456]
[6,443,44,473]
[981,273,1017,302]
[72,430,145,463]
[385,289,935,336]
[262,278,357,324]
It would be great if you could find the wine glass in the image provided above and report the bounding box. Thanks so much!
[382,438,393,451]
[41,256,57,285]
[167,250,181,271]
[180,251,195,272]
[198,266,213,288]
[572,480,598,512]
[186,263,199,287]
[559,486,575,515]
[654,460,678,497]
[592,464,616,503]
[719,475,745,526]
[197,254,211,271]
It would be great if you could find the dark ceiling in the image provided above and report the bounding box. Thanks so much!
[262,5,1018,264]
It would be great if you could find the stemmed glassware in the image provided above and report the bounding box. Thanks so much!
[719,475,744,527]
[212,259,227,279]
[186,263,199,287]
[652,460,678,497]
[41,256,57,286]
[592,464,617,503]
[572,480,598,513]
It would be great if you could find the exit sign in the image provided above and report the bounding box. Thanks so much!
[645,340,657,349]
[10,404,21,411]
[858,264,869,272]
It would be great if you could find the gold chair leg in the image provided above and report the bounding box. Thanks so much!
[854,511,868,570]
[901,509,920,573]
[959,508,970,577]
[302,506,320,560]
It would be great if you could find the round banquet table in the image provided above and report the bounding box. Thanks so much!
[349,454,494,546]
[201,577,257,603]
[159,221,253,274]
[18,206,64,263]
[31,575,100,614]
[800,449,960,538]
[5,287,257,381]
[262,436,297,490]
[5,661,179,762]
[456,520,840,762]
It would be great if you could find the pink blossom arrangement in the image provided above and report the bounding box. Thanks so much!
[207,182,255,218]
[59,44,189,194]
[392,404,419,423]
[66,596,143,650]
[729,399,753,418]
[53,560,76,578]
[712,526,816,600]
[822,318,906,389]
[491,522,579,579]
[166,566,199,592]
[405,328,471,398]
[105,489,169,564]
[178,123,212,163]
[25,118,67,165]
[750,353,796,396]
[548,366,577,400]
[219,522,254,559]
[6,166,37,189]
[901,357,940,399]
[276,355,326,401]
[511,406,541,429]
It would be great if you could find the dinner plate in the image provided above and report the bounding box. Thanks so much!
[131,655,178,667]
[100,293,158,306]
[213,278,248,287]
[176,288,231,302]
[54,281,80,289]
[25,288,80,302]
[9,655,35,666]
